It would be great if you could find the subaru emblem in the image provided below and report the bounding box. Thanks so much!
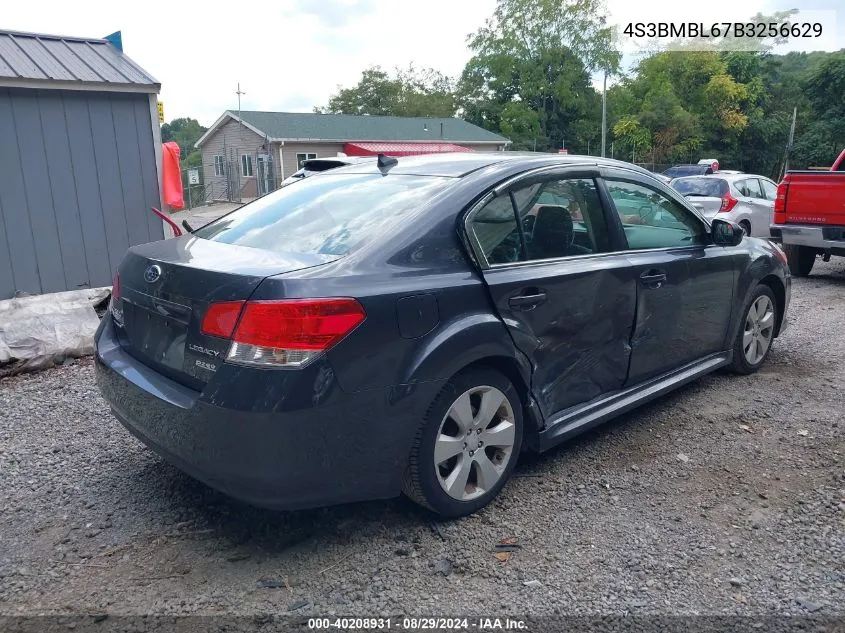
[143,264,162,283]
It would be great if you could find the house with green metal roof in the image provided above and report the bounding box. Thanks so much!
[195,110,510,200]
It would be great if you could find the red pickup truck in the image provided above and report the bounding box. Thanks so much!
[771,148,845,276]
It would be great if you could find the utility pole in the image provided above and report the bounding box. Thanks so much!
[611,141,614,159]
[236,83,246,126]
[601,71,607,157]
[782,106,797,178]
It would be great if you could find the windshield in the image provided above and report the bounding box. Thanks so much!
[194,174,452,257]
[671,178,728,197]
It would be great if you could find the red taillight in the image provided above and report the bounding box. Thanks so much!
[233,299,365,350]
[719,192,739,213]
[110,271,123,326]
[201,300,245,338]
[202,298,366,368]
[774,181,788,222]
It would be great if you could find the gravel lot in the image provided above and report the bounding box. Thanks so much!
[1,260,843,621]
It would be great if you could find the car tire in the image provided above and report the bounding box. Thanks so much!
[739,220,751,236]
[783,244,816,277]
[730,284,778,375]
[403,367,523,518]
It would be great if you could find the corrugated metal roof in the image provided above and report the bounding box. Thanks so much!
[0,29,158,92]
[214,111,510,144]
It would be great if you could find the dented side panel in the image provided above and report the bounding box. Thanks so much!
[480,254,637,420]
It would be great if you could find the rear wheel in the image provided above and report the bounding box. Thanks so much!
[403,368,523,517]
[730,284,778,375]
[783,244,816,277]
[739,220,751,236]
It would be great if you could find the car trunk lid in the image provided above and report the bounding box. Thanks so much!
[114,236,333,389]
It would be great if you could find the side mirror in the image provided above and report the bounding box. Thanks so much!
[711,218,744,246]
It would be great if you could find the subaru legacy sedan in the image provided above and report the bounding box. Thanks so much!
[95,153,791,518]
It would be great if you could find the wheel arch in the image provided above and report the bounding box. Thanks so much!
[758,274,786,337]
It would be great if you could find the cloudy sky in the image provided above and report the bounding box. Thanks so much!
[3,0,842,126]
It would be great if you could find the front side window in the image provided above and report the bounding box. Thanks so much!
[241,154,253,177]
[760,179,778,200]
[606,180,704,250]
[469,177,611,265]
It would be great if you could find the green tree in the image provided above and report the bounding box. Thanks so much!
[317,65,457,117]
[161,117,207,183]
[457,0,616,151]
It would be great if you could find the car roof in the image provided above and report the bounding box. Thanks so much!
[332,151,656,178]
[672,173,771,183]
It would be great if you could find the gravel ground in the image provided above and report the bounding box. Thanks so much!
[1,260,843,621]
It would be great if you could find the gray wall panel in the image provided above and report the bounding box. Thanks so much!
[87,96,131,277]
[0,90,41,294]
[62,93,112,288]
[111,94,151,245]
[0,88,161,299]
[133,97,165,242]
[0,197,16,296]
[10,90,66,293]
[38,91,90,290]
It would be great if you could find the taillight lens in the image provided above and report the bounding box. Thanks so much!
[110,271,123,327]
[201,301,245,338]
[773,181,788,223]
[772,242,788,265]
[719,192,739,213]
[202,298,366,368]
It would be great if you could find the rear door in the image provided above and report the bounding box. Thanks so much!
[735,178,769,236]
[600,170,736,384]
[465,167,637,419]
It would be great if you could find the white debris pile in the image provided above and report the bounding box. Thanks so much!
[0,287,110,376]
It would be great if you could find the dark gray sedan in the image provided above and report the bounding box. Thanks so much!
[95,153,791,517]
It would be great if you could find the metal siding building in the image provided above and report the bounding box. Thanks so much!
[0,29,164,299]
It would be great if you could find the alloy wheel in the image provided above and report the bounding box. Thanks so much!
[743,295,775,365]
[433,386,516,501]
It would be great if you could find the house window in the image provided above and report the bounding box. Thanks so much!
[213,155,225,177]
[241,154,253,177]
[296,152,317,168]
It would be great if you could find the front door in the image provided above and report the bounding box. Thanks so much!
[600,172,737,385]
[466,169,638,419]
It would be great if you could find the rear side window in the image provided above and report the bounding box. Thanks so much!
[671,178,728,197]
[195,174,452,257]
[469,177,611,265]
[735,179,763,198]
[761,179,778,200]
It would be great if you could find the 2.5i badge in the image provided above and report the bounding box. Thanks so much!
[195,359,217,372]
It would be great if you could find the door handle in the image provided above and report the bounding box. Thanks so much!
[639,270,667,287]
[508,292,547,309]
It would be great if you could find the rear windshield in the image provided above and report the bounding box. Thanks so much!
[671,178,728,197]
[664,165,711,177]
[194,174,452,257]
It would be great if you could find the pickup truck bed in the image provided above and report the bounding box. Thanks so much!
[771,149,845,276]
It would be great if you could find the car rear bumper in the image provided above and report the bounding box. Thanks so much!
[771,224,845,250]
[94,317,445,511]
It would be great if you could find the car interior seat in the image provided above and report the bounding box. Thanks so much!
[529,206,591,259]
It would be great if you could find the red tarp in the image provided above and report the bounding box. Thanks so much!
[162,141,184,210]
[343,142,473,157]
